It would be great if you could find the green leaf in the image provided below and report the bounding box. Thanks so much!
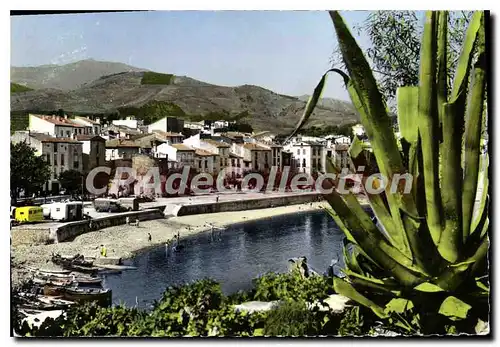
[414,282,445,292]
[438,296,472,321]
[284,68,335,143]
[384,298,414,314]
[475,280,489,293]
[253,328,265,336]
[333,278,388,319]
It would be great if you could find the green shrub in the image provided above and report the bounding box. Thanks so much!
[11,82,33,93]
[252,271,334,302]
[141,71,174,85]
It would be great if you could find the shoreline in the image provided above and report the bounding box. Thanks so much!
[11,201,329,286]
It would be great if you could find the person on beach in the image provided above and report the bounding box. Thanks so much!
[148,233,152,242]
[126,216,130,225]
[165,239,170,257]
[216,195,219,203]
[172,235,178,251]
[100,245,107,257]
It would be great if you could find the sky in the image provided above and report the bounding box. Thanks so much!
[11,11,372,101]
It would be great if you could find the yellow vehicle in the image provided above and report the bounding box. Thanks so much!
[15,206,44,223]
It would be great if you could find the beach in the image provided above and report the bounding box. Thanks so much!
[11,201,329,286]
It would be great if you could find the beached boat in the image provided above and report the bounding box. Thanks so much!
[51,254,94,268]
[63,287,112,307]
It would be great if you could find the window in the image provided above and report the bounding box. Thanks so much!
[265,153,268,163]
[199,160,202,169]
[53,143,58,152]
[312,159,316,168]
[73,161,79,169]
[231,159,235,167]
[60,131,63,137]
[220,158,223,166]
[302,159,306,168]
[245,162,249,168]
[297,149,300,155]
[66,131,70,137]
[312,148,315,156]
[56,208,61,212]
[53,167,57,177]
[61,154,64,166]
[204,160,208,169]
[303,149,306,155]
[53,153,58,165]
[46,154,50,163]
[225,158,228,166]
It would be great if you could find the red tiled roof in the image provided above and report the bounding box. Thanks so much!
[41,137,82,144]
[33,114,85,127]
[76,135,106,142]
[172,143,195,151]
[243,143,270,151]
[195,149,216,156]
[106,139,140,148]
[202,139,231,148]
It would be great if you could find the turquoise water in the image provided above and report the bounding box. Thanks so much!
[103,210,345,308]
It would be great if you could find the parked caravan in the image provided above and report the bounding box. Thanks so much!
[15,206,44,223]
[42,202,84,222]
[118,197,139,211]
[93,198,126,213]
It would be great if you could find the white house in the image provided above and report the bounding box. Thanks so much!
[112,117,143,130]
[28,114,90,138]
[194,149,218,174]
[73,116,102,135]
[105,139,141,161]
[148,117,185,134]
[284,141,323,176]
[183,134,231,174]
[156,143,195,168]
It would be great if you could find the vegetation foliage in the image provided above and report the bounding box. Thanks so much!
[140,71,174,85]
[332,11,473,103]
[13,273,357,337]
[295,10,489,335]
[10,141,51,204]
[11,82,33,93]
[58,170,84,196]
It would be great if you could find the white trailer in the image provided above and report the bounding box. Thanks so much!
[42,202,84,222]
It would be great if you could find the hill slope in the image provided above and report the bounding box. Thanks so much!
[11,59,147,91]
[11,60,360,133]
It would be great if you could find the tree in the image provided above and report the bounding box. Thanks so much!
[10,142,51,203]
[331,11,472,104]
[58,169,84,196]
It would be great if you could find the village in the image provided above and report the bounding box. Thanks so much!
[10,113,374,202]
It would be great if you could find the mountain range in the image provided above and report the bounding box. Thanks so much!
[10,59,360,133]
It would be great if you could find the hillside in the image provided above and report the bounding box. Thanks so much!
[11,59,146,91]
[10,60,360,133]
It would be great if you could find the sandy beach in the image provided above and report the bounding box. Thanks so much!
[11,201,329,286]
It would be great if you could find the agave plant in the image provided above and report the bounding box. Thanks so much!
[289,11,489,334]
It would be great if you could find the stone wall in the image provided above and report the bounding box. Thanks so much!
[174,193,321,216]
[50,209,165,243]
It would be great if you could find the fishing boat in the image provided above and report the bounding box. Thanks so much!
[51,253,94,268]
[63,287,112,307]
